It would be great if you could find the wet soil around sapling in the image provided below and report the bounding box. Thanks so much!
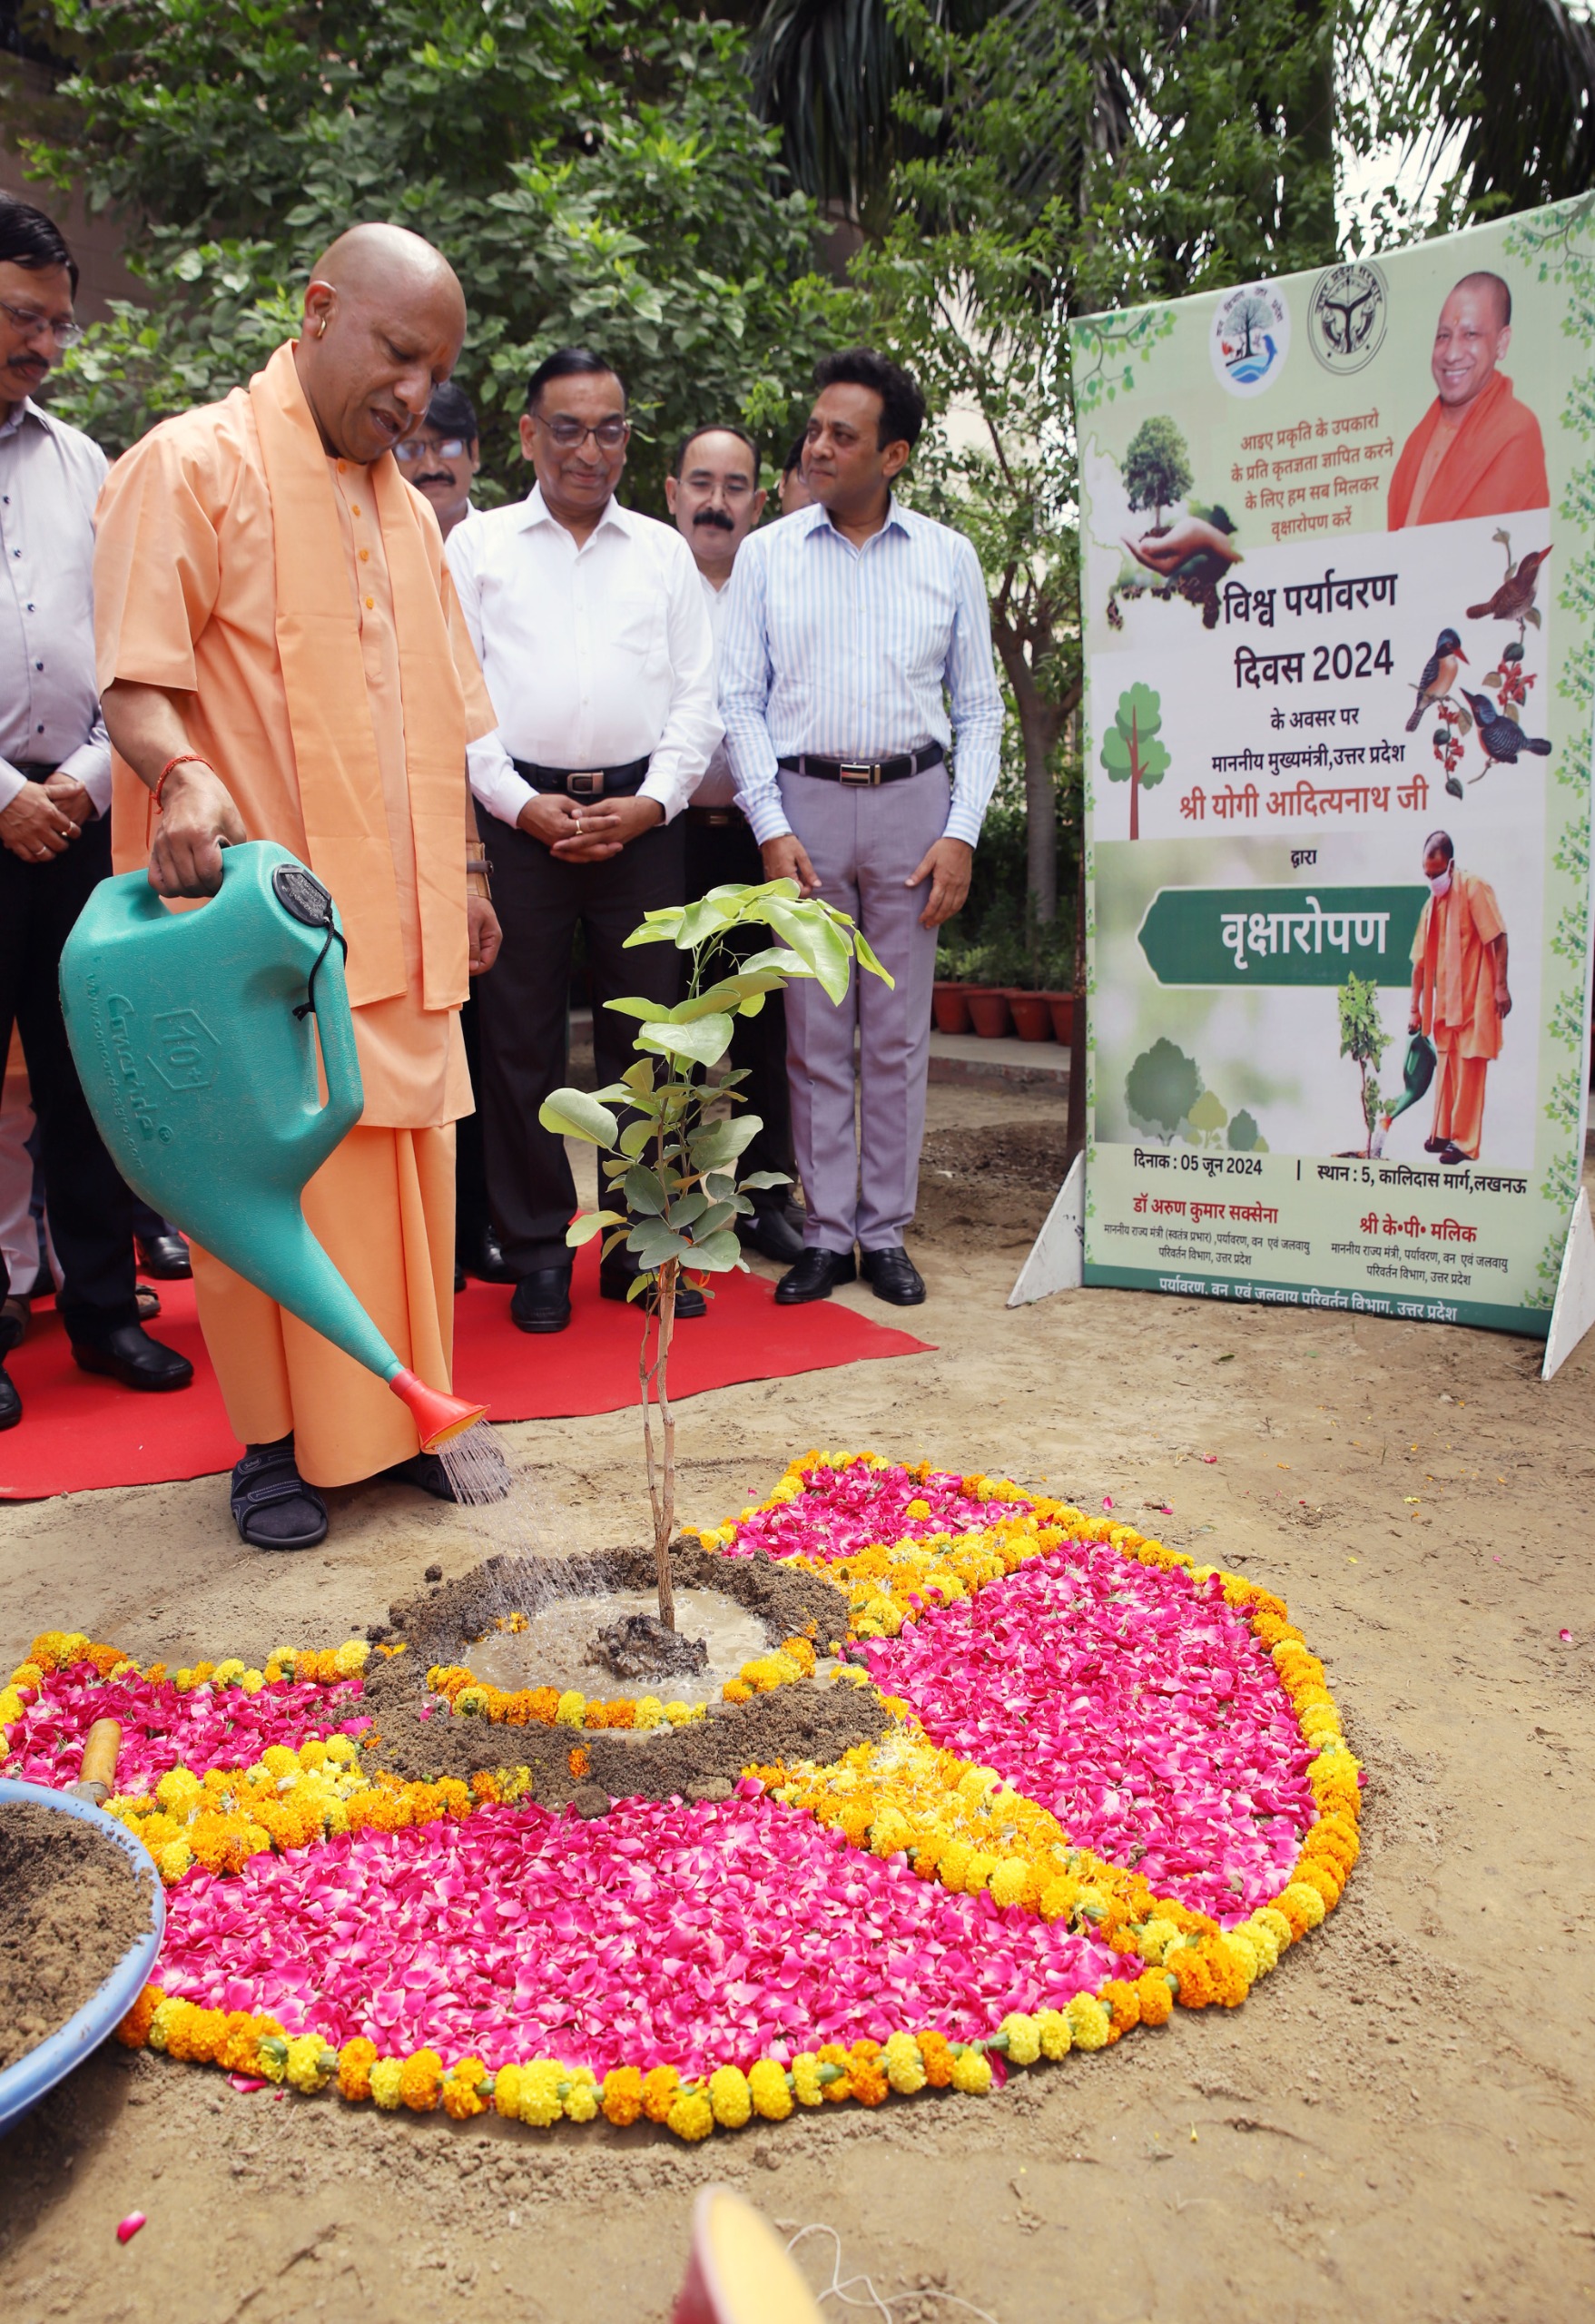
[0,1802,156,2072]
[359,1541,888,1807]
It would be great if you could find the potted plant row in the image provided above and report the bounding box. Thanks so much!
[933,939,1073,1045]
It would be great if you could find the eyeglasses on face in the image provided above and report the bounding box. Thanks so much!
[0,299,82,346]
[531,412,630,451]
[395,438,468,462]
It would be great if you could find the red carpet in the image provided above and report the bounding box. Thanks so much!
[0,1245,933,1501]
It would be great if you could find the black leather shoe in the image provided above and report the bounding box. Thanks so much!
[70,1323,195,1392]
[462,1228,517,1285]
[135,1231,192,1280]
[231,1436,327,1551]
[737,1205,807,1265]
[859,1246,926,1305]
[775,1247,856,1305]
[599,1261,707,1319]
[455,1262,467,1294]
[512,1266,573,1334]
[0,1364,19,1430]
[1438,1142,1470,1167]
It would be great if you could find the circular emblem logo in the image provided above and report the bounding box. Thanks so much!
[1209,282,1291,398]
[271,862,335,930]
[1306,261,1388,375]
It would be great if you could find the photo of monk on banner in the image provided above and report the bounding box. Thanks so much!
[1389,271,1548,527]
[1407,831,1511,1166]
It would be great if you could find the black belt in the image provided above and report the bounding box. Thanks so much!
[12,763,56,780]
[513,755,650,800]
[685,803,746,828]
[778,743,944,787]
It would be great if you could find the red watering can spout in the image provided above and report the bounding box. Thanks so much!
[388,1367,487,1453]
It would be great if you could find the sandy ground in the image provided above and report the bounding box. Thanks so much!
[2,1080,1593,2324]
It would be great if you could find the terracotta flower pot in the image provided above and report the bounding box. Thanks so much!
[1046,992,1074,1044]
[1004,990,1054,1043]
[966,988,1011,1039]
[932,981,972,1035]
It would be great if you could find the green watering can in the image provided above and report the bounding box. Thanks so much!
[1370,1029,1437,1157]
[57,841,484,1454]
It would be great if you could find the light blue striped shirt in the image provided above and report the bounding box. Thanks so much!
[718,497,1005,848]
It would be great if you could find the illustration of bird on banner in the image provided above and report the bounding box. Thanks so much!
[1460,688,1551,769]
[1405,626,1468,733]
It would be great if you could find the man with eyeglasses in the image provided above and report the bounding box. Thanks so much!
[0,196,193,1430]
[447,347,719,1334]
[395,379,481,543]
[664,423,802,1266]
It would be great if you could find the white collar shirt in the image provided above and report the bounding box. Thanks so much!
[446,483,720,829]
[0,397,113,816]
[692,563,738,808]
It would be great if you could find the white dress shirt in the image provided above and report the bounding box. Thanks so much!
[446,484,719,830]
[693,566,737,808]
[717,496,1004,848]
[0,398,112,815]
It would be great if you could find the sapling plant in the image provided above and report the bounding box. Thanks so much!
[538,881,890,1630]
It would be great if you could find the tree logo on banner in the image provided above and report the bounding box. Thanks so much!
[1210,282,1290,397]
[1307,262,1389,376]
[1099,683,1170,839]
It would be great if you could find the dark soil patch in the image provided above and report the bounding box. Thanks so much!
[0,1801,155,2072]
[359,1544,885,1810]
[920,1120,1073,1188]
[586,1612,708,1684]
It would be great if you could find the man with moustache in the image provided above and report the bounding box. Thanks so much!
[0,194,192,1431]
[447,348,718,1335]
[95,222,502,1548]
[665,423,802,1264]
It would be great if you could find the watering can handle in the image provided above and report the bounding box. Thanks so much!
[302,926,363,1127]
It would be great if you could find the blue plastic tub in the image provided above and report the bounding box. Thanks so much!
[0,1777,166,2139]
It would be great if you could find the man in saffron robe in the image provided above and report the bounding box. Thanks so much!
[1389,272,1548,528]
[94,224,501,1550]
[1407,830,1510,1166]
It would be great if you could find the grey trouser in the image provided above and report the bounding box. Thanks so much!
[778,763,949,1252]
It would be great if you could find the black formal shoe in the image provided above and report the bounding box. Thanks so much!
[1423,1137,1448,1154]
[231,1436,327,1551]
[135,1231,192,1280]
[71,1322,194,1392]
[859,1246,926,1305]
[1438,1142,1470,1167]
[462,1228,517,1285]
[737,1204,807,1265]
[455,1262,467,1294]
[0,1364,19,1431]
[599,1260,707,1319]
[774,1247,856,1305]
[512,1266,574,1334]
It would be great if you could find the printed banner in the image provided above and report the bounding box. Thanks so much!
[1070,204,1595,1336]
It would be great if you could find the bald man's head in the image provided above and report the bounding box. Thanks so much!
[1432,271,1513,415]
[295,222,467,466]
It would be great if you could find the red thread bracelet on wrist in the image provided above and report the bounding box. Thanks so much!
[154,752,211,810]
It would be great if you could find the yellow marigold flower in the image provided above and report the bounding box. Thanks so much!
[988,1858,1029,1910]
[442,2058,491,2120]
[780,1637,818,1677]
[154,1766,202,1815]
[961,1850,997,1896]
[869,1804,911,1857]
[1241,1916,1281,1974]
[1066,1995,1111,2052]
[1134,1915,1181,1965]
[286,2034,335,2093]
[904,1498,931,1521]
[12,1661,44,1691]
[791,2053,824,2107]
[1225,1928,1263,1982]
[258,2033,290,2083]
[338,2037,378,2102]
[517,2061,566,2128]
[237,1669,264,1696]
[554,1689,586,1727]
[1254,1905,1294,1954]
[261,1745,299,1778]
[601,2066,645,2127]
[0,1687,23,1727]
[881,2032,926,2094]
[634,1696,665,1730]
[668,2089,715,2142]
[708,2066,753,2129]
[493,2063,524,2119]
[564,2070,599,2124]
[950,2047,992,2095]
[664,1701,694,1726]
[1277,1881,1327,1936]
[749,2059,794,2120]
[1039,1875,1078,1923]
[145,1996,182,2053]
[298,1738,328,1773]
[332,1640,368,1678]
[937,1839,972,1893]
[213,1658,246,1688]
[370,2058,404,2111]
[999,2013,1041,2068]
[399,2048,444,2112]
[1035,2008,1071,2061]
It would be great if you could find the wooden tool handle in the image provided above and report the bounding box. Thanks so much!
[73,1718,123,1802]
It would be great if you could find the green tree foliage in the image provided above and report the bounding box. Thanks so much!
[1123,413,1193,530]
[18,0,851,498]
[1228,1107,1265,1153]
[1337,971,1389,1157]
[1186,1087,1228,1149]
[1098,682,1168,841]
[1125,1037,1201,1144]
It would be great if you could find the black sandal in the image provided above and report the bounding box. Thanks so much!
[231,1437,329,1551]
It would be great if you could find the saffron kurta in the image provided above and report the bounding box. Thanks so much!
[94,342,496,1484]
[1411,872,1507,1160]
[1389,370,1548,528]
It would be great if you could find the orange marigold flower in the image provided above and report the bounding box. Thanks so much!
[116,1984,162,2048]
[442,2058,490,2120]
[216,2012,275,2074]
[567,1747,591,1780]
[528,1688,561,1725]
[848,2039,889,2106]
[642,2065,680,2123]
[607,1699,636,1729]
[1099,1980,1142,2036]
[166,2004,228,2064]
[1295,1861,1341,1909]
[1170,1951,1215,2008]
[399,2049,444,2112]
[338,2037,379,2102]
[917,2030,955,2088]
[1136,1971,1175,2028]
[601,2066,645,2127]
[722,1680,753,1705]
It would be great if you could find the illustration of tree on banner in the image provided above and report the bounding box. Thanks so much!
[1186,1088,1229,1149]
[1099,684,1169,839]
[1126,1038,1202,1145]
[1226,290,1276,364]
[1338,972,1390,1157]
[1123,415,1193,534]
[1229,1107,1268,1153]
